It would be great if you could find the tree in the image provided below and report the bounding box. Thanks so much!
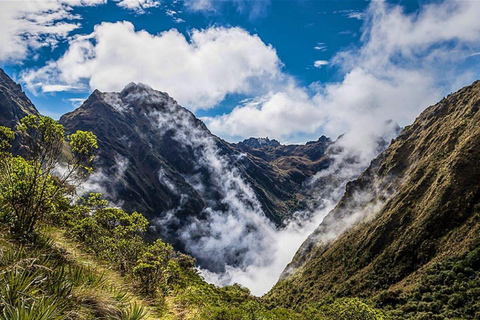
[0,116,97,240]
[71,195,148,273]
[133,240,175,296]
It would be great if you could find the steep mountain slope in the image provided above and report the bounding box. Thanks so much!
[58,83,333,270]
[267,81,480,317]
[0,68,39,128]
[235,136,332,185]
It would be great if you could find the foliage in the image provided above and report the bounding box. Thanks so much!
[0,116,97,239]
[133,240,174,296]
[67,130,98,176]
[303,298,386,320]
[0,127,14,152]
[198,297,386,320]
[0,156,58,239]
[381,244,480,320]
[71,196,148,273]
[0,230,146,320]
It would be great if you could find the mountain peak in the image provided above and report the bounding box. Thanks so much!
[306,135,331,145]
[83,83,174,114]
[0,68,39,128]
[240,137,281,149]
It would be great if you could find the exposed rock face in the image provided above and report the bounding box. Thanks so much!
[0,69,39,128]
[267,81,480,311]
[59,82,335,269]
[240,137,281,149]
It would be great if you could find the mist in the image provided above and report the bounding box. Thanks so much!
[74,81,399,296]
[146,85,396,295]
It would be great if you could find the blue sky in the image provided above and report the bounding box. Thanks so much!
[1,0,480,143]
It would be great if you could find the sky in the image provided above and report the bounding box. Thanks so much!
[1,0,480,144]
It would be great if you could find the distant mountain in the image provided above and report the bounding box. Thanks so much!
[58,82,335,270]
[267,81,480,318]
[0,69,39,128]
[240,137,281,149]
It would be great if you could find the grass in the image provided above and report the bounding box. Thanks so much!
[0,226,161,320]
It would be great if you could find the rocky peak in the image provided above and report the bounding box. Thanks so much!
[306,135,331,145]
[0,68,39,128]
[240,137,281,149]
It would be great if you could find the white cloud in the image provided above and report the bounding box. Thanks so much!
[114,0,160,14]
[184,0,271,19]
[0,0,106,62]
[42,84,82,93]
[334,9,365,20]
[314,43,327,51]
[313,60,328,68]
[205,0,480,145]
[205,84,322,141]
[165,9,184,23]
[22,22,282,110]
[67,97,86,108]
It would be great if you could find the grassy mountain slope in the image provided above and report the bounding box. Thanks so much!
[267,81,480,319]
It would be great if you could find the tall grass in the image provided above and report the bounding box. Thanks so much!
[0,232,147,320]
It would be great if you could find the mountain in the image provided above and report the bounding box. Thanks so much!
[267,81,480,318]
[235,135,332,182]
[0,69,39,128]
[58,82,334,269]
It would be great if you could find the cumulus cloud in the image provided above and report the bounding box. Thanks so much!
[205,0,480,145]
[0,0,105,62]
[114,0,160,14]
[204,84,322,141]
[21,22,282,110]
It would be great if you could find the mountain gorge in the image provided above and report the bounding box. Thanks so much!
[58,82,340,273]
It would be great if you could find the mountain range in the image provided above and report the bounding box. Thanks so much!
[1,67,479,318]
[0,70,342,272]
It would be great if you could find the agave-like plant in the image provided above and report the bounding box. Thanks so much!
[115,303,147,320]
[0,297,65,320]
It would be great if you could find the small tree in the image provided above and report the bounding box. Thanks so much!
[0,115,97,240]
[133,240,174,296]
[71,195,148,273]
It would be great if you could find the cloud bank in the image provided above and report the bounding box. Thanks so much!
[21,22,282,110]
[206,0,480,143]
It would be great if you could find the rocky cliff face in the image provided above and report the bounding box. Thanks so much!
[267,81,480,317]
[58,82,335,270]
[0,69,39,128]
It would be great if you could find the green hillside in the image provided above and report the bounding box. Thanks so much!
[267,81,480,319]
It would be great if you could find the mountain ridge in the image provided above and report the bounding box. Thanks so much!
[267,80,480,318]
[0,68,40,127]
